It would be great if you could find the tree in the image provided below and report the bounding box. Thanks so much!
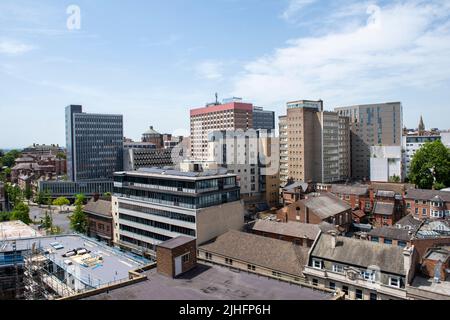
[0,212,11,222]
[10,203,31,224]
[409,140,450,189]
[56,152,66,159]
[1,150,21,167]
[53,197,70,213]
[70,200,87,234]
[75,194,86,206]
[42,210,53,229]
[389,175,401,183]
[24,185,33,203]
[6,183,23,207]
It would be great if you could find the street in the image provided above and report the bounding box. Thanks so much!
[29,204,72,234]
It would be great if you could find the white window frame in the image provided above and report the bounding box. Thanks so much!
[361,271,376,282]
[389,276,401,288]
[332,264,344,273]
[312,259,323,269]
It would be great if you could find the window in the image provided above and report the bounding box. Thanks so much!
[389,277,400,288]
[422,208,427,217]
[312,278,318,286]
[355,289,363,300]
[332,264,344,273]
[446,210,450,217]
[181,253,190,264]
[398,241,407,247]
[406,203,411,209]
[384,239,392,245]
[205,252,212,260]
[415,208,419,214]
[371,237,379,243]
[225,258,233,265]
[370,293,377,301]
[361,271,376,282]
[342,286,349,296]
[312,259,323,269]
[272,271,282,278]
[328,282,336,290]
[247,264,256,271]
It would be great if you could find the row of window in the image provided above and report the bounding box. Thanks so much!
[119,213,196,237]
[119,202,196,223]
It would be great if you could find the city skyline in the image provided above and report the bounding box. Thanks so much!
[1,0,450,149]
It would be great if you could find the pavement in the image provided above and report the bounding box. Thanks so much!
[29,204,72,234]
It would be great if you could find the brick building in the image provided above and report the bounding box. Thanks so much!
[404,189,450,220]
[84,198,113,245]
[276,193,352,232]
[156,236,197,278]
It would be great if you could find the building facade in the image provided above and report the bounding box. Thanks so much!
[279,100,350,184]
[335,102,403,180]
[190,99,254,161]
[84,198,113,245]
[65,105,123,182]
[370,146,402,182]
[252,106,275,132]
[404,189,450,220]
[402,135,441,179]
[112,166,245,256]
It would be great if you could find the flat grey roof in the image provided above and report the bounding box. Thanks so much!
[157,236,195,249]
[84,263,333,300]
[1,235,149,287]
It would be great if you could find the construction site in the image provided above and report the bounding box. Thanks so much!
[0,221,150,300]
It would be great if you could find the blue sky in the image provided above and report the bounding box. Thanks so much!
[1,0,450,148]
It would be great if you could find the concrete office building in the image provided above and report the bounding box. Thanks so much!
[190,98,254,161]
[112,164,245,256]
[253,106,275,132]
[402,135,441,179]
[335,102,403,180]
[370,146,403,182]
[66,105,123,182]
[207,130,279,207]
[279,100,350,185]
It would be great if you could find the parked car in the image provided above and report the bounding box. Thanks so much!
[62,250,76,258]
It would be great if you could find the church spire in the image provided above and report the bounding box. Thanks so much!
[418,115,425,135]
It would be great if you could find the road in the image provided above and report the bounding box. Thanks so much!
[29,205,72,234]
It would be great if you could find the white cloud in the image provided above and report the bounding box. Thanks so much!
[0,40,34,55]
[195,60,224,80]
[234,1,450,107]
[281,0,317,22]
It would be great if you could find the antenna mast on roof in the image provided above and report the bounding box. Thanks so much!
[215,92,219,105]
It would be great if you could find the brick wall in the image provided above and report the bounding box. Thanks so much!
[156,239,197,278]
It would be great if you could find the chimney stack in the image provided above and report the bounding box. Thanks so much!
[328,230,338,249]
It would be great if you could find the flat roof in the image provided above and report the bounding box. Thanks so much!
[115,167,235,180]
[0,221,41,241]
[84,263,333,300]
[1,235,149,287]
[157,236,195,249]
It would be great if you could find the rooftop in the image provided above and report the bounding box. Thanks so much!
[395,214,423,232]
[331,184,369,196]
[376,190,396,198]
[157,236,195,249]
[1,234,149,286]
[368,226,413,242]
[0,221,41,241]
[84,263,333,300]
[115,167,233,180]
[84,199,112,218]
[311,233,407,275]
[410,276,450,299]
[303,194,351,219]
[199,230,308,276]
[405,189,450,202]
[283,181,309,192]
[250,219,321,240]
[373,202,395,216]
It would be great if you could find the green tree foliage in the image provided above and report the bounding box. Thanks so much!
[10,202,31,224]
[5,183,23,207]
[409,140,450,189]
[56,152,66,159]
[53,196,70,212]
[42,210,53,229]
[0,150,21,167]
[70,199,87,234]
[74,194,86,206]
[0,212,11,222]
[389,175,401,183]
[24,185,33,202]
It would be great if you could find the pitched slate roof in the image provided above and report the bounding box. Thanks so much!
[304,194,351,219]
[373,202,395,216]
[395,214,423,232]
[84,199,112,217]
[405,189,450,202]
[199,230,308,276]
[331,184,368,196]
[376,190,396,198]
[311,233,407,275]
[283,181,309,192]
[368,227,413,242]
[250,220,321,240]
